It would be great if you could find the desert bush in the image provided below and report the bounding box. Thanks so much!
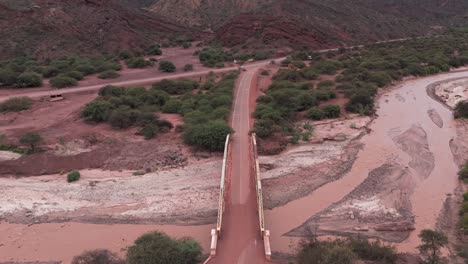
[298,237,397,264]
[0,69,18,86]
[0,97,32,112]
[152,79,198,95]
[20,132,42,152]
[16,72,42,87]
[345,92,374,115]
[455,101,468,119]
[64,71,84,81]
[459,162,468,181]
[72,249,124,264]
[119,50,133,60]
[146,45,162,56]
[260,70,270,76]
[126,57,152,69]
[306,108,325,120]
[183,120,233,151]
[108,106,140,129]
[138,123,159,140]
[67,171,81,183]
[184,64,194,72]
[159,60,176,72]
[126,231,202,264]
[98,70,120,79]
[50,75,77,88]
[81,100,113,122]
[317,80,335,89]
[322,105,341,118]
[162,99,182,113]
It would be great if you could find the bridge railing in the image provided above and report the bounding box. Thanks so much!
[251,133,272,260]
[210,135,231,256]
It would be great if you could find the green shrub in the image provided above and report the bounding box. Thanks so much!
[50,75,77,88]
[119,50,133,60]
[159,61,176,72]
[464,192,468,201]
[146,45,162,56]
[0,97,32,112]
[455,101,468,119]
[138,123,159,140]
[126,58,152,69]
[260,70,270,76]
[152,79,198,95]
[0,69,18,86]
[76,64,96,75]
[346,92,374,115]
[64,71,84,81]
[183,64,193,72]
[81,100,113,122]
[67,171,81,183]
[126,231,202,264]
[306,108,325,120]
[322,105,341,118]
[20,132,42,153]
[459,162,468,181]
[16,72,42,88]
[98,70,120,79]
[72,249,124,264]
[317,80,335,89]
[108,107,140,129]
[162,99,182,113]
[183,120,233,151]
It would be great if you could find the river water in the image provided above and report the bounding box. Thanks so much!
[266,70,468,253]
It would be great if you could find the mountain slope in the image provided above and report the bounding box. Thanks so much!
[147,0,468,48]
[0,0,192,59]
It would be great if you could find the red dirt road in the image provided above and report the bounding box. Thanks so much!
[210,69,267,263]
[0,60,280,103]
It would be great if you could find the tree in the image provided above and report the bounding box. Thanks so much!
[126,231,202,264]
[20,132,42,153]
[159,60,176,72]
[50,75,77,88]
[81,100,113,122]
[72,249,124,264]
[417,229,448,264]
[182,120,233,151]
[16,72,42,88]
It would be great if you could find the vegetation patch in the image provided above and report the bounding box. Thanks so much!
[98,70,120,79]
[455,101,468,119]
[197,47,272,67]
[0,96,32,112]
[82,73,237,151]
[0,56,122,88]
[126,231,201,264]
[67,171,81,183]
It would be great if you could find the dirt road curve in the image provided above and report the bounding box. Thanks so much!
[0,60,279,103]
[210,69,266,263]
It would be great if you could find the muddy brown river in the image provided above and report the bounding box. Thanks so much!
[266,71,468,254]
